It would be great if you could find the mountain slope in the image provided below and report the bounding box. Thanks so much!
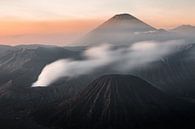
[93,13,156,33]
[171,25,195,42]
[51,74,194,129]
[133,44,195,98]
[0,45,81,88]
[79,14,157,45]
[171,25,195,33]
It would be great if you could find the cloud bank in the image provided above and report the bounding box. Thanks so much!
[32,40,187,87]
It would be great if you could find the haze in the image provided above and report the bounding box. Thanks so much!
[0,0,195,45]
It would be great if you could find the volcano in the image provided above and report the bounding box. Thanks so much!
[79,13,157,45]
[51,74,194,129]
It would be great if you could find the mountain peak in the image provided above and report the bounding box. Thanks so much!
[52,74,191,129]
[83,74,162,97]
[105,13,143,24]
[171,24,195,33]
[111,13,137,20]
[180,24,194,28]
[175,24,195,29]
[79,14,156,45]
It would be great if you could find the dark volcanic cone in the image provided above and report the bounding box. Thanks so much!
[51,74,195,129]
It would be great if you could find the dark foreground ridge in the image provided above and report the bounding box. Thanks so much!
[49,74,195,129]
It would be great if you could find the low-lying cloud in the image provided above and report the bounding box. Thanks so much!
[32,40,187,87]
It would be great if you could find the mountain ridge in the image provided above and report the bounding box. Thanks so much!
[50,74,194,129]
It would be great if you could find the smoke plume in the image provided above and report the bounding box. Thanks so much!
[32,40,187,87]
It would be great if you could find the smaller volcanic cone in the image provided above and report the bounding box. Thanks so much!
[51,74,195,129]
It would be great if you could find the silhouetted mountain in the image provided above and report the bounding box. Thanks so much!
[79,13,159,45]
[51,75,195,129]
[172,25,195,33]
[94,13,156,32]
[78,13,185,45]
[171,25,195,42]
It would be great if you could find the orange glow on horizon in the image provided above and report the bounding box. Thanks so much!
[1,16,195,37]
[0,16,195,45]
[0,19,103,45]
[0,19,103,36]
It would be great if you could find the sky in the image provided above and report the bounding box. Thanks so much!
[0,0,195,45]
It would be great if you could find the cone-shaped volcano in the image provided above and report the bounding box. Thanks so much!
[51,74,195,129]
[79,14,156,45]
[97,14,155,32]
